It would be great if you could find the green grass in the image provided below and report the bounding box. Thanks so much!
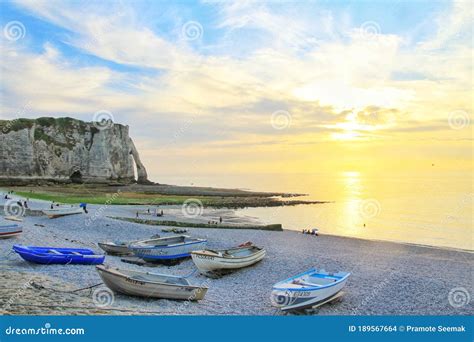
[15,191,211,206]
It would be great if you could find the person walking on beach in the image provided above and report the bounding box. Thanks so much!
[219,216,222,223]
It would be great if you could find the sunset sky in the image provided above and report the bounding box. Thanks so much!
[1,0,472,181]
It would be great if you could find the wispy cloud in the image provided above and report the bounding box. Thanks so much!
[0,0,472,176]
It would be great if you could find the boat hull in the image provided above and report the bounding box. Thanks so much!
[191,248,266,273]
[42,208,83,218]
[271,278,349,311]
[98,242,132,255]
[0,224,23,239]
[131,240,207,261]
[271,268,350,312]
[96,266,208,300]
[13,245,105,265]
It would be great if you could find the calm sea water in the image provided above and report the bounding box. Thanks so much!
[156,171,473,251]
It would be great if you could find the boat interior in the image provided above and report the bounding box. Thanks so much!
[280,271,349,289]
[137,235,198,247]
[115,268,190,286]
[15,246,94,255]
[205,246,261,257]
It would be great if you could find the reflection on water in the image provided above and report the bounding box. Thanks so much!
[234,171,472,251]
[159,171,473,250]
[340,171,364,235]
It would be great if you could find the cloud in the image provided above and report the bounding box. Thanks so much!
[419,0,473,50]
[355,107,401,126]
[1,0,472,154]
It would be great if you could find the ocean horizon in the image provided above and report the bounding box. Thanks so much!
[155,170,473,251]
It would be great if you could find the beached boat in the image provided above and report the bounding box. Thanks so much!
[0,223,22,238]
[96,265,208,300]
[191,244,266,275]
[98,241,133,255]
[4,216,23,222]
[42,207,84,219]
[271,268,350,312]
[98,234,160,255]
[129,235,207,261]
[98,233,162,255]
[13,245,105,265]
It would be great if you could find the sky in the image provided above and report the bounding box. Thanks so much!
[0,0,472,183]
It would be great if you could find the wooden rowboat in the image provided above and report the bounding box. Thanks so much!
[96,265,208,300]
[42,207,84,219]
[271,268,350,312]
[0,223,22,238]
[129,235,207,261]
[191,244,266,275]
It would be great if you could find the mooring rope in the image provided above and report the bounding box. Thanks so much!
[30,281,104,294]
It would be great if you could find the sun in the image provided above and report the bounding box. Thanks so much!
[329,112,370,141]
[331,121,377,141]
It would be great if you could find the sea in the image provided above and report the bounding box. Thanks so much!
[155,171,473,251]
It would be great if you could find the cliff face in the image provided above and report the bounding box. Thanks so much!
[0,117,150,185]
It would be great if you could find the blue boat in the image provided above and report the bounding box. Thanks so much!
[13,245,105,265]
[271,268,350,311]
[129,235,207,261]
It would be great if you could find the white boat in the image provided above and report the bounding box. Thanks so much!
[98,235,161,255]
[0,223,23,238]
[271,268,350,312]
[191,244,266,275]
[98,241,133,255]
[42,207,84,219]
[96,265,208,300]
[129,235,207,261]
[4,216,23,222]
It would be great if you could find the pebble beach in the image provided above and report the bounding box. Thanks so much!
[1,196,472,316]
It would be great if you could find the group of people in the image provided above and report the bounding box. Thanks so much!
[49,201,88,213]
[3,191,29,209]
[136,208,164,218]
[302,228,319,236]
[3,190,14,200]
[208,217,223,225]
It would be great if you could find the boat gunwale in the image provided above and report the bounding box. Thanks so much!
[96,265,208,290]
[98,241,134,248]
[272,268,351,292]
[0,230,22,236]
[13,245,96,254]
[191,247,265,260]
[15,249,104,259]
[0,224,22,229]
[130,238,207,250]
